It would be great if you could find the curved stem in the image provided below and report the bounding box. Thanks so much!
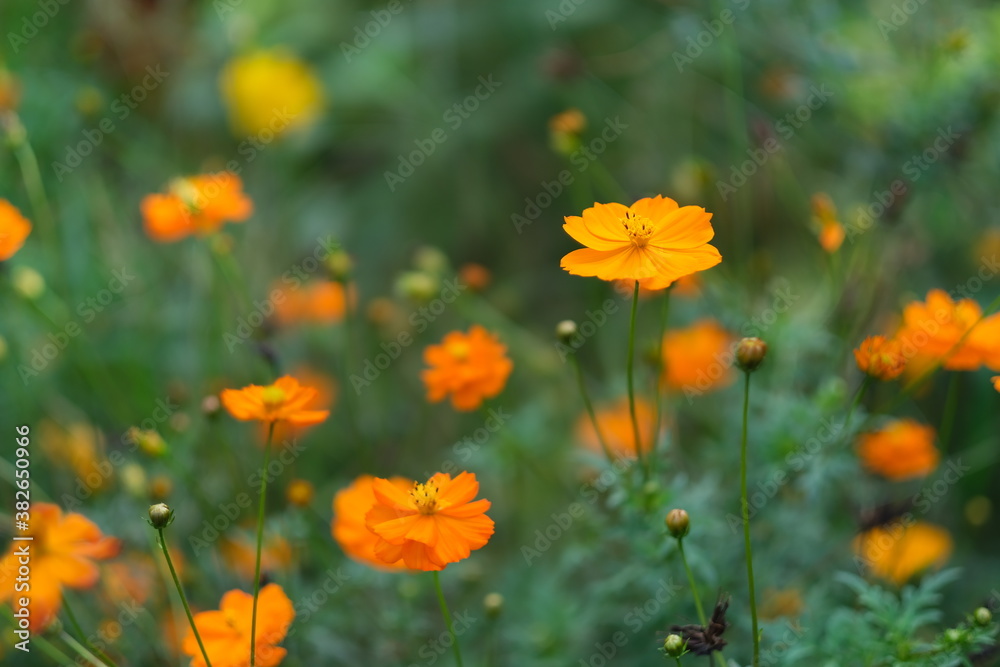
[843,376,871,441]
[62,596,117,666]
[156,527,212,667]
[740,371,760,666]
[60,631,109,667]
[250,422,276,666]
[626,280,647,480]
[433,571,464,667]
[571,353,614,465]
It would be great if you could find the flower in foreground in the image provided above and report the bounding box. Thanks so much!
[332,474,413,571]
[895,289,1000,373]
[141,172,252,242]
[221,375,330,426]
[575,396,657,459]
[182,583,294,667]
[560,195,721,286]
[365,472,494,571]
[857,419,939,480]
[0,198,32,261]
[0,503,120,630]
[853,521,952,585]
[422,325,513,411]
[660,319,735,393]
[854,335,906,380]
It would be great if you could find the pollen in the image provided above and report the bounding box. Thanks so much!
[410,480,440,514]
[260,385,287,408]
[621,210,654,247]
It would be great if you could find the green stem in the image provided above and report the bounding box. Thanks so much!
[650,287,672,478]
[433,571,464,667]
[570,353,614,465]
[62,596,117,666]
[250,422,276,667]
[843,376,872,444]
[740,372,760,667]
[626,280,647,480]
[938,373,959,454]
[59,631,109,667]
[156,527,212,667]
[33,635,77,666]
[677,540,727,667]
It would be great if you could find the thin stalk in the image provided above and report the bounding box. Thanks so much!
[938,373,959,454]
[626,280,647,480]
[250,422,276,667]
[33,634,78,666]
[740,371,760,666]
[62,596,117,666]
[156,527,212,667]
[570,353,614,465]
[433,571,464,667]
[677,539,728,667]
[843,376,872,444]
[650,287,672,478]
[59,631,109,667]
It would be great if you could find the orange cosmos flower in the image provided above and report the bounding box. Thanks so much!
[895,289,1000,373]
[273,280,354,326]
[857,419,938,480]
[811,193,844,253]
[854,335,906,380]
[220,533,293,581]
[992,376,1000,392]
[332,474,413,571]
[182,583,294,667]
[365,472,495,571]
[422,325,513,411]
[660,319,735,393]
[221,375,329,426]
[262,366,337,447]
[0,503,120,631]
[575,396,657,459]
[853,521,952,585]
[560,195,721,285]
[0,198,32,261]
[141,172,252,243]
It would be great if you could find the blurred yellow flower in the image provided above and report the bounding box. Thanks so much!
[854,521,952,585]
[220,48,324,138]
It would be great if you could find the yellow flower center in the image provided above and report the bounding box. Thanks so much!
[260,385,287,408]
[447,340,471,361]
[410,480,440,515]
[621,210,654,248]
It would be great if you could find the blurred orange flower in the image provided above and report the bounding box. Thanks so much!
[895,289,1000,373]
[182,583,294,667]
[220,534,293,581]
[274,280,355,326]
[458,263,492,292]
[0,503,120,631]
[221,375,329,427]
[560,196,721,285]
[811,193,844,253]
[661,319,735,393]
[332,474,413,571]
[366,472,495,571]
[992,376,1000,392]
[0,198,32,261]
[141,172,252,243]
[854,335,906,381]
[38,420,112,491]
[576,396,657,459]
[286,478,315,507]
[422,325,513,411]
[857,419,938,480]
[853,521,952,585]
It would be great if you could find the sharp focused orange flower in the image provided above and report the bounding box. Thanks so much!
[332,474,412,571]
[560,196,721,285]
[853,521,952,585]
[854,335,906,380]
[141,172,252,243]
[365,472,495,571]
[0,198,32,261]
[895,289,1000,373]
[221,375,330,426]
[660,319,735,393]
[857,419,938,480]
[182,583,294,667]
[0,503,120,631]
[273,280,354,326]
[422,325,513,411]
[576,396,658,459]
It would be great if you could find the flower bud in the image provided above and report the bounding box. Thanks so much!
[736,337,768,372]
[665,508,690,539]
[483,592,504,618]
[663,634,685,658]
[555,320,578,344]
[127,427,168,457]
[201,394,221,416]
[325,250,352,280]
[148,503,174,529]
[396,271,439,303]
[974,607,992,626]
[0,68,21,113]
[12,266,45,300]
[413,246,449,275]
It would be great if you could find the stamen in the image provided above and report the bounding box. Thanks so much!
[409,480,440,514]
[260,385,287,408]
[621,210,654,248]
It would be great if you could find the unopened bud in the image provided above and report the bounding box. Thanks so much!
[396,271,439,302]
[127,427,167,457]
[665,508,690,539]
[663,634,685,658]
[413,246,449,275]
[201,394,221,416]
[148,503,174,529]
[556,320,578,344]
[325,250,352,280]
[736,337,768,372]
[484,592,504,617]
[12,266,45,300]
[974,607,992,626]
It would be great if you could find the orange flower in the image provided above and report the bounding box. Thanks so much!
[0,198,32,261]
[220,533,292,581]
[273,280,355,326]
[992,376,1000,392]
[0,503,120,631]
[141,172,252,243]
[853,521,952,585]
[854,335,906,380]
[458,263,492,292]
[560,196,721,285]
[811,193,844,253]
[857,419,938,480]
[365,472,495,571]
[263,367,337,446]
[332,475,412,571]
[182,583,294,667]
[286,479,315,507]
[895,289,1000,373]
[575,396,657,459]
[660,319,735,394]
[221,375,329,426]
[422,325,513,411]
